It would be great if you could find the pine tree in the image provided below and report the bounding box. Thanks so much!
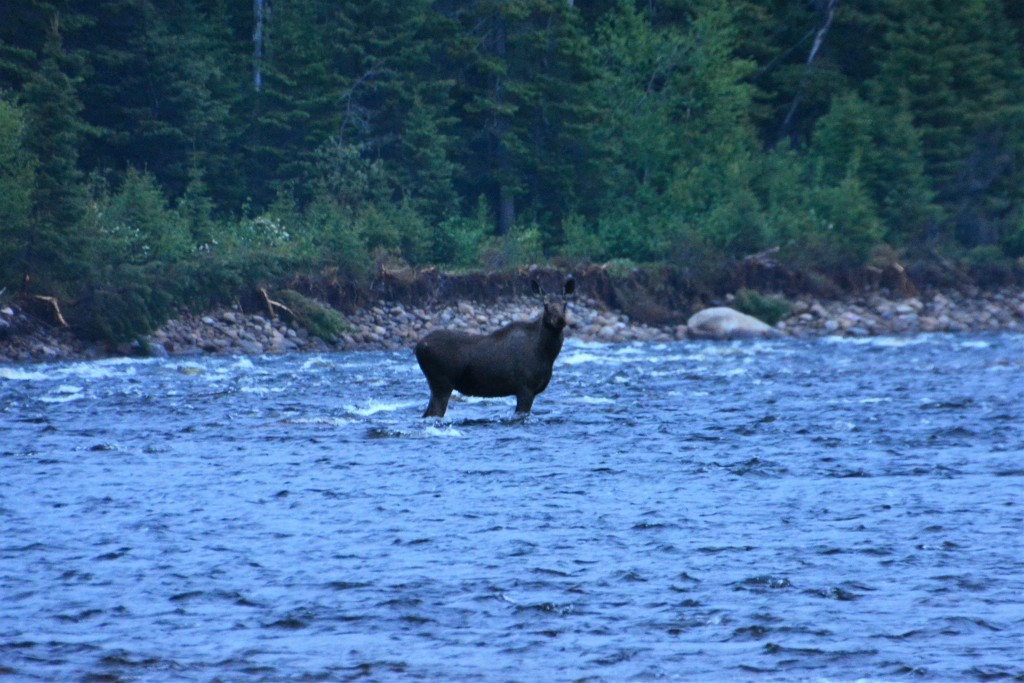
[246,0,342,203]
[874,0,1024,247]
[810,91,940,245]
[326,0,458,221]
[447,0,600,236]
[0,97,36,291]
[73,1,237,201]
[20,15,88,294]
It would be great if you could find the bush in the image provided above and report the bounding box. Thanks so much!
[100,168,192,263]
[433,195,490,268]
[1001,212,1024,259]
[274,290,350,342]
[480,223,545,270]
[733,288,791,326]
[962,245,1017,286]
[0,97,35,291]
[300,197,370,279]
[355,202,431,267]
[559,213,602,264]
[70,263,175,343]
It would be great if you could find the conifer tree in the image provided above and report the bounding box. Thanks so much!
[20,15,88,294]
[447,0,600,236]
[0,97,36,291]
[874,0,1024,246]
[326,0,458,221]
[73,1,237,201]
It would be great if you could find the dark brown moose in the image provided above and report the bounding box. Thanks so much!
[414,275,576,418]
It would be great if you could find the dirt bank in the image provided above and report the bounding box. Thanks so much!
[2,262,1022,363]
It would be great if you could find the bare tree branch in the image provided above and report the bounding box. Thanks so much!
[777,0,839,143]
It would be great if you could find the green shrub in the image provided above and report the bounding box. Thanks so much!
[0,97,35,291]
[603,258,639,279]
[300,197,370,279]
[353,202,431,267]
[275,289,350,342]
[733,288,791,326]
[560,213,604,264]
[479,223,544,270]
[962,245,1016,285]
[1001,212,1024,259]
[70,263,175,343]
[433,195,490,268]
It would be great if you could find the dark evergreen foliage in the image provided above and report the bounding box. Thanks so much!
[0,0,1020,342]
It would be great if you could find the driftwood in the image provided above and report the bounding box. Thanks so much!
[259,287,294,321]
[26,295,69,328]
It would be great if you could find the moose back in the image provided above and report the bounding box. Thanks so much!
[414,276,576,417]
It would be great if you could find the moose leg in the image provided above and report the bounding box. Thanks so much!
[423,387,452,418]
[514,390,536,414]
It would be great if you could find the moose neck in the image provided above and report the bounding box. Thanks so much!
[536,318,565,359]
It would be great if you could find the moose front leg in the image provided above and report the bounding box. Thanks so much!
[423,387,453,418]
[514,390,536,414]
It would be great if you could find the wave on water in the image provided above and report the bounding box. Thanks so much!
[424,424,465,438]
[820,334,932,348]
[2,335,1022,682]
[344,399,421,417]
[0,359,147,383]
[574,395,615,405]
[558,351,607,366]
[0,367,49,381]
[39,384,84,403]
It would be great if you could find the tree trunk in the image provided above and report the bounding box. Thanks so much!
[253,0,269,92]
[777,0,838,142]
[497,187,516,236]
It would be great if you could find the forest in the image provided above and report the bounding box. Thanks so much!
[1,0,1022,342]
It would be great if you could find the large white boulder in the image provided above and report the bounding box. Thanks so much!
[686,306,781,340]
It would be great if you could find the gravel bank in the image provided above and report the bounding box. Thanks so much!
[2,286,1023,363]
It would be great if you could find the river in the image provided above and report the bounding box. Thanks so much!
[1,334,1022,682]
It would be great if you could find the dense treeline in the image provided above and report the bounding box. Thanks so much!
[1,0,1022,342]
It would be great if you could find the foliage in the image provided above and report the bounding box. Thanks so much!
[274,289,350,342]
[0,0,1021,342]
[0,96,35,289]
[733,289,791,326]
[433,195,491,268]
[1002,212,1024,259]
[960,245,1019,286]
[479,222,545,271]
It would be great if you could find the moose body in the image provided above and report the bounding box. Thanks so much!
[415,276,575,417]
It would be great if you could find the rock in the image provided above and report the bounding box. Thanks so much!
[236,340,264,355]
[686,307,782,340]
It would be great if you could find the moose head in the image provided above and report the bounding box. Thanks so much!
[415,275,576,418]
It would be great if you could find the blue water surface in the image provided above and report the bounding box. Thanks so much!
[1,334,1022,682]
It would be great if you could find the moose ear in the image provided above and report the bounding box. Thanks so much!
[563,275,576,297]
[531,279,542,295]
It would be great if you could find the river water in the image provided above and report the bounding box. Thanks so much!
[1,334,1022,682]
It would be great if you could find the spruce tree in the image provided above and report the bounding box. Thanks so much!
[74,1,237,201]
[447,0,600,236]
[874,0,1024,247]
[20,15,88,295]
[0,97,36,291]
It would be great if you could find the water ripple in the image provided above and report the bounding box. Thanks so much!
[1,334,1022,681]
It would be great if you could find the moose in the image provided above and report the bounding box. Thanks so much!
[414,275,576,418]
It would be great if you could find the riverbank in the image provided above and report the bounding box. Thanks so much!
[2,283,1022,363]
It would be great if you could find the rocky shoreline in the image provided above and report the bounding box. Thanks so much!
[2,284,1023,364]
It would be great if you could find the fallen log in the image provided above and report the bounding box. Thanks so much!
[26,294,69,328]
[259,287,294,322]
